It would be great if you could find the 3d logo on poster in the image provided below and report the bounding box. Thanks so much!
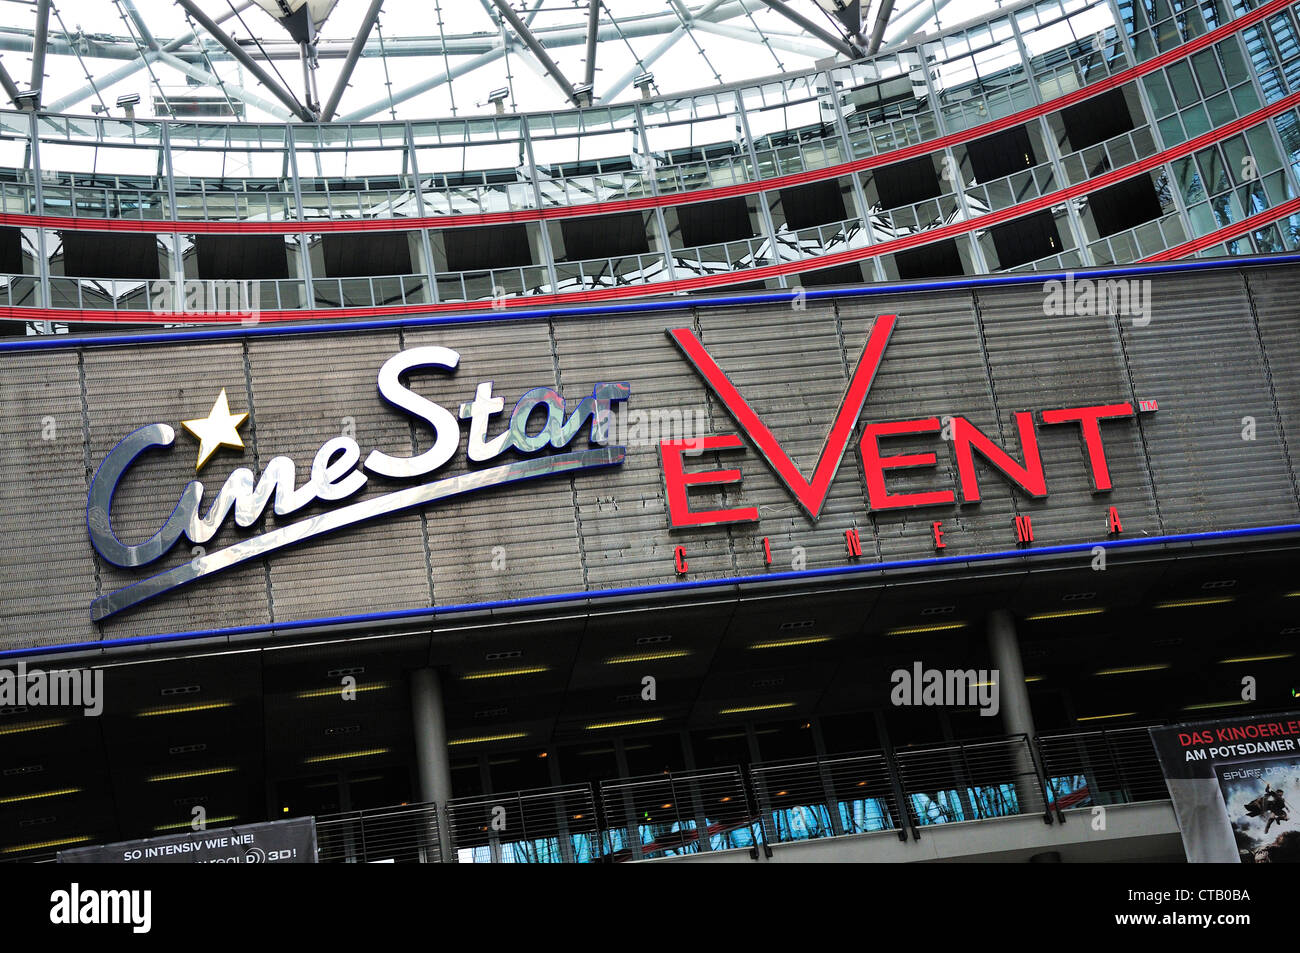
[86,316,1154,620]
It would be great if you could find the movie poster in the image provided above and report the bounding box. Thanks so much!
[1150,713,1300,863]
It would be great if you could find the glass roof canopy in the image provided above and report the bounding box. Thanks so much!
[0,0,999,123]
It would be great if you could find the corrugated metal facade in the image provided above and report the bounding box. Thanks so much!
[1,260,1297,650]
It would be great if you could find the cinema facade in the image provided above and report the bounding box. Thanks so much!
[2,0,1300,863]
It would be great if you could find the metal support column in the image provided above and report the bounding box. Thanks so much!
[734,89,788,288]
[27,110,50,325]
[160,122,185,312]
[825,67,884,282]
[987,608,1043,815]
[1009,14,1096,268]
[285,124,315,309]
[914,46,991,275]
[31,0,49,97]
[405,121,440,304]
[322,0,385,122]
[411,667,454,862]
[634,101,677,285]
[520,119,561,295]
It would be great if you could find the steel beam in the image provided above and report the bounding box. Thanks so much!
[583,0,599,88]
[0,59,20,106]
[0,3,760,61]
[754,0,859,59]
[883,0,954,47]
[867,0,896,54]
[338,45,507,122]
[600,25,685,103]
[47,1,253,113]
[321,0,384,121]
[156,49,293,120]
[491,0,580,106]
[30,0,48,94]
[691,18,832,58]
[175,0,313,121]
[122,0,158,51]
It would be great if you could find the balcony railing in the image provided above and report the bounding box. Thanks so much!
[446,784,602,864]
[1087,209,1189,264]
[1,729,1173,864]
[1059,125,1162,187]
[1036,725,1171,808]
[316,801,442,864]
[599,768,761,861]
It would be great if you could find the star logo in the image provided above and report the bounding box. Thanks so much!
[182,388,248,472]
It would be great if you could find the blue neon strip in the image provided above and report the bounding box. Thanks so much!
[4,520,1298,660]
[1,253,1297,354]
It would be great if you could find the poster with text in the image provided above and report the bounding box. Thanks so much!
[1150,713,1300,863]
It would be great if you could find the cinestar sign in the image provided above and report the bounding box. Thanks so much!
[85,314,1152,621]
[86,347,629,621]
[662,314,1154,538]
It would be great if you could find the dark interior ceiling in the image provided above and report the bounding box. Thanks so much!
[3,539,1299,857]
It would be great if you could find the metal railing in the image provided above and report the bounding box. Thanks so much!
[1036,725,1171,809]
[40,181,169,220]
[316,801,442,864]
[173,184,296,222]
[311,274,431,308]
[964,159,1061,217]
[894,735,1051,827]
[599,768,760,861]
[0,728,1174,863]
[553,252,671,292]
[1087,209,1189,264]
[446,784,601,864]
[750,750,902,844]
[1059,125,1162,187]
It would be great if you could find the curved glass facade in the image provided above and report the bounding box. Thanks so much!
[0,0,1296,331]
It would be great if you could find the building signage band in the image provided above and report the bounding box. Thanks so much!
[85,316,1152,621]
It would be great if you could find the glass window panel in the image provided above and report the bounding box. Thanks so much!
[1206,92,1238,126]
[1181,103,1212,137]
[1188,200,1217,234]
[1192,49,1227,94]
[1263,168,1294,203]
[1246,123,1284,170]
[1231,82,1261,115]
[1167,61,1200,106]
[1158,114,1187,146]
[1220,39,1252,85]
[1238,180,1269,215]
[1144,73,1177,116]
[1252,223,1283,252]
[1197,146,1230,193]
[1173,155,1205,202]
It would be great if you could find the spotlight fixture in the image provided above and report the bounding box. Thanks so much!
[116,92,140,119]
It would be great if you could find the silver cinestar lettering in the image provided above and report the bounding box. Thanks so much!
[90,447,624,621]
[364,346,463,479]
[87,424,200,568]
